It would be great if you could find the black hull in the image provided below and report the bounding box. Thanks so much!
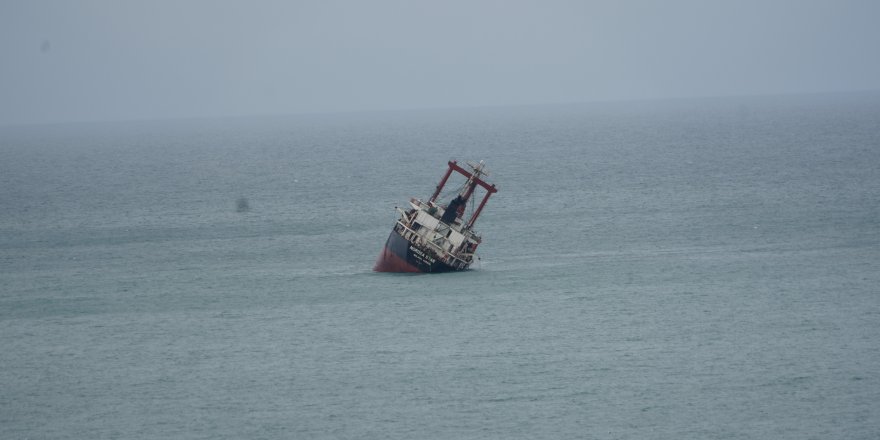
[374,228,466,273]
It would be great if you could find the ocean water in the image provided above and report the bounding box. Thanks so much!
[1,93,879,439]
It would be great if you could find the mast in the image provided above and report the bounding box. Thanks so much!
[428,160,497,228]
[450,161,498,228]
[465,182,496,229]
[429,164,455,204]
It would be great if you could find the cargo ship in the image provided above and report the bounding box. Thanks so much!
[374,160,498,273]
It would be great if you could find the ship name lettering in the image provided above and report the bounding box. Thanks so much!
[409,245,436,264]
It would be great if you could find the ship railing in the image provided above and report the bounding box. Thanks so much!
[395,220,470,266]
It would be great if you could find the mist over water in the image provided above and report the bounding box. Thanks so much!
[1,93,879,438]
[3,1,880,125]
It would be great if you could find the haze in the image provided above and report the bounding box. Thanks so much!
[2,0,879,125]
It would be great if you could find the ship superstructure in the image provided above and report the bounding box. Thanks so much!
[374,160,498,273]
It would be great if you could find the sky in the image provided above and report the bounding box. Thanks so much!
[2,0,879,125]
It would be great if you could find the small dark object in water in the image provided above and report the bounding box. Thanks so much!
[235,197,250,212]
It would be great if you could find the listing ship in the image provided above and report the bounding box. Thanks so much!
[374,160,498,273]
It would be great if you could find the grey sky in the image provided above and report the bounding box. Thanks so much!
[2,0,879,125]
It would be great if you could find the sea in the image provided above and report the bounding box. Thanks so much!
[1,93,879,439]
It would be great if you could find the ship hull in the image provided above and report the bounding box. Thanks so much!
[373,228,464,273]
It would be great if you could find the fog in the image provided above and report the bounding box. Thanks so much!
[2,0,879,125]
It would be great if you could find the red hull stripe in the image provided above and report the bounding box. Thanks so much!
[373,244,421,273]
